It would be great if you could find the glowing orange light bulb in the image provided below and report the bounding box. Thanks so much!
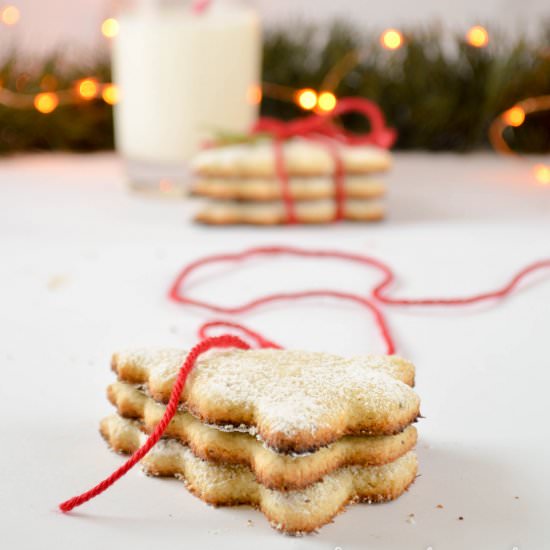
[246,84,262,105]
[466,26,489,48]
[78,78,99,100]
[34,93,59,114]
[101,18,119,38]
[317,91,337,112]
[1,6,20,25]
[534,164,550,185]
[380,29,403,51]
[296,88,318,110]
[502,106,525,127]
[102,84,120,105]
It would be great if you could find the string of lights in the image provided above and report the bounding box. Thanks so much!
[1,9,548,183]
[0,4,19,25]
[489,96,550,185]
[0,12,495,115]
[0,78,120,112]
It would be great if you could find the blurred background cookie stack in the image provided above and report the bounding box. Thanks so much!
[191,138,392,225]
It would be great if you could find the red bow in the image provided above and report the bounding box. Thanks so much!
[251,97,396,223]
[252,96,397,149]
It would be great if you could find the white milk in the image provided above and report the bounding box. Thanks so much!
[112,2,261,191]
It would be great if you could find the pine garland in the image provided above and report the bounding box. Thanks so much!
[263,23,550,152]
[0,56,113,152]
[1,23,549,153]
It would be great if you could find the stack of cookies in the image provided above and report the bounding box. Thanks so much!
[190,138,392,225]
[101,348,420,534]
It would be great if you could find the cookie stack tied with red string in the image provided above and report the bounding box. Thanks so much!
[191,139,392,224]
[190,97,397,225]
[100,347,421,534]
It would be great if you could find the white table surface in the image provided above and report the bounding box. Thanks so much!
[1,152,549,550]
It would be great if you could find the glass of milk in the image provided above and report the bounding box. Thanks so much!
[112,0,262,195]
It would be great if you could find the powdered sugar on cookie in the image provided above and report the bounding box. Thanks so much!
[112,348,420,453]
[192,138,391,177]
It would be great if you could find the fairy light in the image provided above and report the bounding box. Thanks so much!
[296,88,318,110]
[1,5,20,25]
[34,92,59,114]
[489,96,550,188]
[466,26,489,48]
[0,79,123,110]
[534,164,550,185]
[502,106,525,127]
[77,78,99,100]
[246,84,262,105]
[101,18,119,38]
[317,91,337,112]
[101,84,119,105]
[380,29,403,51]
[490,95,550,154]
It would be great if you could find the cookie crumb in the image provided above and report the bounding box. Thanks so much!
[514,496,519,500]
[47,274,70,290]
[458,516,464,521]
[436,504,444,509]
[406,513,416,525]
[247,519,253,527]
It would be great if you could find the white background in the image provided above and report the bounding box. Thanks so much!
[1,152,549,548]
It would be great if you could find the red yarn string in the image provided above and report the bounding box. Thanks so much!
[253,98,396,147]
[168,245,550,354]
[373,258,550,306]
[196,290,394,353]
[273,139,297,224]
[59,334,250,513]
[252,97,396,224]
[325,140,346,221]
[198,320,282,350]
[168,248,395,353]
[59,245,550,514]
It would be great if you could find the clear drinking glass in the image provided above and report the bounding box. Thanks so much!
[111,0,262,195]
